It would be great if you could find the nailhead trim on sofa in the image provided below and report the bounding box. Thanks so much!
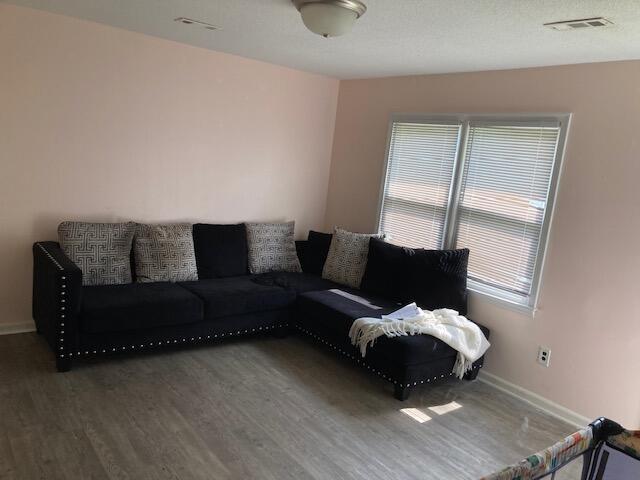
[36,243,67,356]
[296,325,481,390]
[37,242,483,386]
[37,243,289,360]
[58,324,289,359]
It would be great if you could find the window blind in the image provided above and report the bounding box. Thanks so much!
[379,122,461,249]
[454,123,561,296]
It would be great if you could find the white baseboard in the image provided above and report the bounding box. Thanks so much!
[478,370,590,429]
[0,321,36,335]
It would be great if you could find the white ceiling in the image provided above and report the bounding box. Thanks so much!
[4,0,640,79]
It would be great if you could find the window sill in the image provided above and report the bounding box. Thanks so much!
[468,287,536,317]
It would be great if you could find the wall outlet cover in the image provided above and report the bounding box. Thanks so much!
[537,346,551,367]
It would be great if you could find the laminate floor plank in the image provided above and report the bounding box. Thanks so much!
[0,333,581,479]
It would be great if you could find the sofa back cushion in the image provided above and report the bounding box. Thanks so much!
[58,221,136,286]
[192,223,248,279]
[322,228,382,288]
[134,223,198,283]
[362,239,469,314]
[361,238,414,299]
[301,230,333,275]
[245,221,302,274]
[403,248,469,315]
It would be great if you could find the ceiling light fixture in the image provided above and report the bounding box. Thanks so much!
[292,0,367,38]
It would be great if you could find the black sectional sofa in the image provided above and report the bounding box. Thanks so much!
[33,227,489,401]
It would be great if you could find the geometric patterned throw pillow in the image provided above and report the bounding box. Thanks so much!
[245,221,302,274]
[134,223,198,283]
[58,221,137,286]
[322,227,382,288]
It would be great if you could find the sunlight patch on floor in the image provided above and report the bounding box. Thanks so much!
[400,408,432,423]
[400,401,463,423]
[428,401,462,415]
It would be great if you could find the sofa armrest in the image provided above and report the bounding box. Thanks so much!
[32,242,82,361]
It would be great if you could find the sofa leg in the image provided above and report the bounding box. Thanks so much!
[464,367,480,381]
[56,357,72,373]
[273,325,290,339]
[394,384,410,401]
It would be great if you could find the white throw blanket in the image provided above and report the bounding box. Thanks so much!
[349,303,490,379]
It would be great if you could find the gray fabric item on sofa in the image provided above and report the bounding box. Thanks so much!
[322,228,381,288]
[134,223,198,283]
[58,221,136,286]
[245,221,302,274]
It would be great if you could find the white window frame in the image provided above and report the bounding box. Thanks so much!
[376,113,571,314]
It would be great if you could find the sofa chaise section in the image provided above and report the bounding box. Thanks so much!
[295,288,489,400]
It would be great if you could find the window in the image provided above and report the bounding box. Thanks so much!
[378,114,570,310]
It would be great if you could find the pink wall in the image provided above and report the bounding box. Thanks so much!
[2,3,638,429]
[0,5,338,330]
[325,61,640,427]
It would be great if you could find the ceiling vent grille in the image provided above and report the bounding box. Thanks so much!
[544,17,613,31]
[174,17,219,31]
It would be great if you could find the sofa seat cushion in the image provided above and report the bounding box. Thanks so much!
[297,289,486,366]
[80,283,203,334]
[179,277,296,321]
[252,272,342,294]
[297,289,399,335]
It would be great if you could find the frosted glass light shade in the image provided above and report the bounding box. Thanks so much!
[299,3,359,37]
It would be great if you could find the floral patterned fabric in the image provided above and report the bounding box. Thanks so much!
[481,428,593,480]
[481,424,640,480]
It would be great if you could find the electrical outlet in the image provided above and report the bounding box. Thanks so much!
[537,346,551,367]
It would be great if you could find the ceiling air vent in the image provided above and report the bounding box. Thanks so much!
[544,17,613,31]
[174,17,219,31]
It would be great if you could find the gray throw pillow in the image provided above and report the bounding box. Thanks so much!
[58,221,136,286]
[322,228,382,288]
[134,224,198,283]
[245,221,302,274]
